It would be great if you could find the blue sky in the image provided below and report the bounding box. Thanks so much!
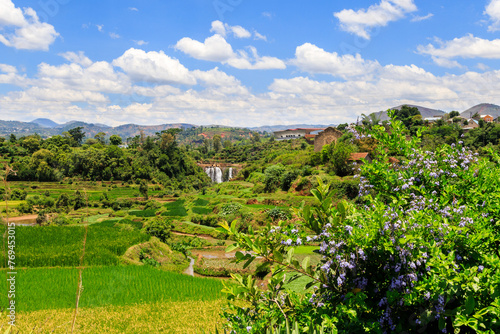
[2,0,500,126]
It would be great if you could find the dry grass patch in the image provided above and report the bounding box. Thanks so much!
[12,299,226,333]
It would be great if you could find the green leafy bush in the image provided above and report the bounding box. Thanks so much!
[142,217,171,242]
[221,113,500,333]
[329,178,359,199]
[193,198,210,206]
[191,214,219,227]
[265,207,290,222]
[263,164,286,192]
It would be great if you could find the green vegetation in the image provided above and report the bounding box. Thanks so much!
[221,112,500,333]
[0,225,150,267]
[3,108,500,332]
[0,266,224,312]
[1,128,209,193]
[128,209,157,217]
[162,199,188,217]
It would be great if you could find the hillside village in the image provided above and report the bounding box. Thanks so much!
[1,102,500,333]
[270,103,500,165]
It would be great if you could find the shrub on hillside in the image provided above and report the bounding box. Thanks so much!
[329,178,359,199]
[142,217,171,242]
[11,188,27,200]
[191,214,219,227]
[280,170,299,191]
[263,164,286,192]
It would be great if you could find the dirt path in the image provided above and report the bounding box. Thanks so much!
[171,231,217,241]
[4,214,37,224]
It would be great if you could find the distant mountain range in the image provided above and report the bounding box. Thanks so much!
[30,118,60,128]
[372,104,446,121]
[0,119,196,139]
[1,103,499,138]
[248,124,335,133]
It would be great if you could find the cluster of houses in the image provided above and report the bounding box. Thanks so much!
[273,127,343,152]
[272,112,499,164]
[273,127,375,164]
[424,114,498,132]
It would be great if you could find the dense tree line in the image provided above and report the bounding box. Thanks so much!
[0,128,209,190]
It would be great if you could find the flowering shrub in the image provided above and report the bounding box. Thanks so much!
[220,111,500,333]
[220,203,243,216]
[265,207,290,222]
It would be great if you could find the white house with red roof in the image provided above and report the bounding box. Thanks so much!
[273,128,324,140]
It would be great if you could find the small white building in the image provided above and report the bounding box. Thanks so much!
[424,117,443,123]
[273,128,324,140]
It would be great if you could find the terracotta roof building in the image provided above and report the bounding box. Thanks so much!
[273,128,324,141]
[348,152,372,164]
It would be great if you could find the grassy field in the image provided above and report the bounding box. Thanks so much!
[0,266,225,312]
[0,224,150,267]
[162,199,188,217]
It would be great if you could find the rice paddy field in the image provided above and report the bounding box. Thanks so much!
[0,224,151,267]
[13,299,226,333]
[0,266,225,312]
[0,266,228,333]
[0,178,322,332]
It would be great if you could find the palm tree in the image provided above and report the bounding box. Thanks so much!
[361,112,381,129]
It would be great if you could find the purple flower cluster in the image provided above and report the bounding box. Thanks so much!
[347,126,371,141]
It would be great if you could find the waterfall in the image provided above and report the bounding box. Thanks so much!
[204,166,236,183]
[215,167,222,183]
[205,167,223,183]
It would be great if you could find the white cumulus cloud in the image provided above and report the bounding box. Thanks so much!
[291,43,380,78]
[485,0,500,32]
[0,0,25,26]
[37,61,131,94]
[227,46,286,70]
[417,34,500,67]
[59,51,93,67]
[334,0,417,39]
[113,48,196,85]
[0,4,59,51]
[175,34,235,62]
[209,20,252,39]
[230,25,251,38]
[175,34,285,70]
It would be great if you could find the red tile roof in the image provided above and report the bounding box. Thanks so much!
[286,128,325,131]
[388,157,400,163]
[348,152,370,161]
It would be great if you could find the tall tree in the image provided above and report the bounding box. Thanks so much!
[68,127,86,146]
[213,135,222,152]
[94,132,106,145]
[109,135,122,146]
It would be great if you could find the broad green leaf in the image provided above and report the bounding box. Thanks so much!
[466,295,476,315]
[302,256,310,272]
[273,249,284,263]
[438,317,445,330]
[225,243,239,253]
